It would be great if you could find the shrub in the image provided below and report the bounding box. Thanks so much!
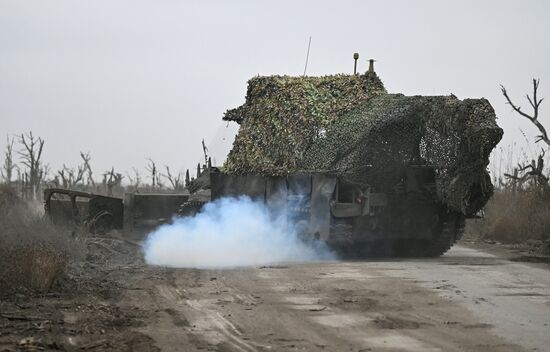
[467,188,550,244]
[0,185,81,293]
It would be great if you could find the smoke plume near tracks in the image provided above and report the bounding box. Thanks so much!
[143,196,335,269]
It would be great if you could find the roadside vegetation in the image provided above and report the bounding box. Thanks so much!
[467,79,550,253]
[468,188,550,245]
[0,185,83,293]
[0,132,207,294]
[0,79,548,294]
[1,132,204,203]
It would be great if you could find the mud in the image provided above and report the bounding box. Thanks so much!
[1,233,549,351]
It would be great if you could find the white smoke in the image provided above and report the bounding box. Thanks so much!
[143,196,336,269]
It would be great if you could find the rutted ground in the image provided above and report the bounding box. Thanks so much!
[1,237,549,351]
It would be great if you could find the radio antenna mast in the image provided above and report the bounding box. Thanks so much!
[303,36,312,76]
[201,139,208,166]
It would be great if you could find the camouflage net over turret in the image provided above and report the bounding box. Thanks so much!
[301,94,503,215]
[223,73,502,215]
[223,72,387,174]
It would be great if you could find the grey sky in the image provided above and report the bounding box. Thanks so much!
[1,0,549,180]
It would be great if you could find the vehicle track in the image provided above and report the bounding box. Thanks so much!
[129,245,550,351]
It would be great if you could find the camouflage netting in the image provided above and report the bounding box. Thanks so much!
[301,94,503,215]
[223,72,386,174]
[223,72,502,215]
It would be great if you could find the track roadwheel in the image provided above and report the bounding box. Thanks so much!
[425,211,465,257]
[177,201,205,217]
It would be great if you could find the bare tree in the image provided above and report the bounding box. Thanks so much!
[504,150,548,188]
[42,163,51,182]
[502,79,549,189]
[164,166,184,190]
[18,131,45,199]
[126,167,142,188]
[1,135,17,183]
[145,158,161,188]
[103,167,124,195]
[80,151,95,186]
[55,153,92,189]
[501,79,549,146]
[57,164,85,188]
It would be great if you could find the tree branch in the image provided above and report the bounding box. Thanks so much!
[501,79,549,147]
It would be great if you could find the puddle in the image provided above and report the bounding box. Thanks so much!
[284,296,326,311]
[363,334,440,351]
[312,313,371,328]
[319,270,378,279]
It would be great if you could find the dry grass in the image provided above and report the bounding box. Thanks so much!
[0,183,19,209]
[0,247,67,291]
[467,188,550,244]
[0,185,81,293]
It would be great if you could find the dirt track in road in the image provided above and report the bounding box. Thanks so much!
[2,242,550,351]
[133,245,550,352]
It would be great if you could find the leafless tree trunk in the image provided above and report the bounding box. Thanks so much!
[1,135,17,183]
[502,79,549,189]
[80,152,95,186]
[501,79,549,146]
[504,151,548,189]
[42,163,50,183]
[103,167,124,195]
[126,167,141,189]
[164,166,183,190]
[57,164,85,188]
[145,158,160,188]
[18,131,45,199]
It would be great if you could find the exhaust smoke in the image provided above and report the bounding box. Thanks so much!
[143,196,335,269]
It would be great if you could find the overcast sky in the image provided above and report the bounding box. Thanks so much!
[1,0,549,180]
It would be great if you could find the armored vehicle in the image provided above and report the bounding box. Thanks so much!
[186,66,502,256]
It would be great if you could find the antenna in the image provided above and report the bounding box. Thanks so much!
[201,139,208,166]
[368,59,376,73]
[303,36,312,76]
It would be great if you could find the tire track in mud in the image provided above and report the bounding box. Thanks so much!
[142,270,266,352]
[125,268,206,351]
[185,299,258,352]
[128,246,541,351]
[190,262,524,351]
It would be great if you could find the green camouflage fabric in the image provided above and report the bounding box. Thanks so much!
[301,94,502,214]
[223,72,502,215]
[223,72,386,174]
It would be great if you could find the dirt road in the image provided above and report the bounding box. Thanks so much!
[2,242,550,351]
